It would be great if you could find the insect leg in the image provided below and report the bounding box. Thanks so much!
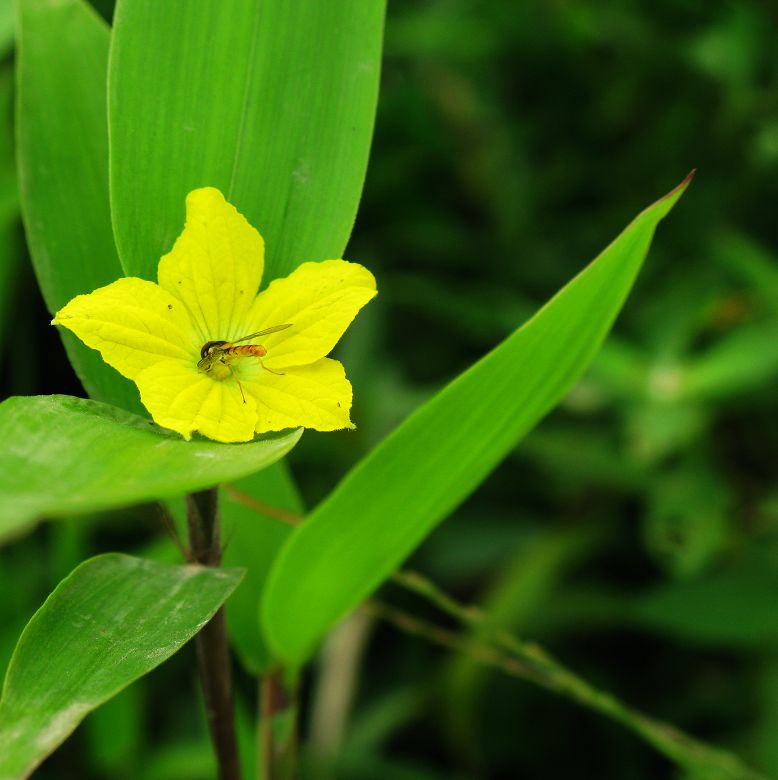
[228,365,247,404]
[260,360,285,376]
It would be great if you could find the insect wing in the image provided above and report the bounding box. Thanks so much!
[230,324,292,344]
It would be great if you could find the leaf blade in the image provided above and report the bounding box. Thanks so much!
[0,554,242,780]
[0,395,301,542]
[262,175,693,665]
[109,0,385,282]
[16,0,141,412]
[222,468,303,674]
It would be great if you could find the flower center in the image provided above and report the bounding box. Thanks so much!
[197,340,232,380]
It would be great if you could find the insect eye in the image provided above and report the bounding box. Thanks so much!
[200,340,227,359]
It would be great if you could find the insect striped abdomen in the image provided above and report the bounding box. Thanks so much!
[229,344,267,358]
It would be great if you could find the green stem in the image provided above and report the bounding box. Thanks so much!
[389,571,768,780]
[187,488,242,780]
[225,487,768,780]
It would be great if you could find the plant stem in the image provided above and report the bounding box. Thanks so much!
[223,484,301,527]
[187,488,242,780]
[258,669,298,780]
[385,573,769,780]
[225,488,768,779]
[309,611,373,762]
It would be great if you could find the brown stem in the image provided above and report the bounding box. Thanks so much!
[222,491,768,779]
[223,484,302,527]
[187,488,242,780]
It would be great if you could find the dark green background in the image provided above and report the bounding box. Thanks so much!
[3,1,778,777]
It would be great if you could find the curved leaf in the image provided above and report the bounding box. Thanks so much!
[0,554,242,780]
[0,395,301,542]
[262,174,693,666]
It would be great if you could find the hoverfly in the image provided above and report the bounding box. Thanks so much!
[198,323,292,402]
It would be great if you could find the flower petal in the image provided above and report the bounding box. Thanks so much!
[246,260,376,370]
[53,278,196,380]
[135,359,257,442]
[244,357,354,432]
[158,187,264,343]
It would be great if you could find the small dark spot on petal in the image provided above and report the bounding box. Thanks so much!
[337,402,341,407]
[178,280,182,285]
[239,289,244,294]
[167,304,173,310]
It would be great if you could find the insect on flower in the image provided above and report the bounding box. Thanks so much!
[198,324,292,401]
[52,187,377,442]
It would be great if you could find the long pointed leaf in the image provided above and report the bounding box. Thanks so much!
[262,174,693,666]
[16,0,141,412]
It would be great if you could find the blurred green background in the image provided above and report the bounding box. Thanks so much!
[3,1,778,777]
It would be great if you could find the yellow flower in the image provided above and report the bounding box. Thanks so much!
[53,188,377,443]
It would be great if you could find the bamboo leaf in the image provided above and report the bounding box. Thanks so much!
[263,175,693,666]
[0,554,242,780]
[16,0,141,412]
[0,395,301,542]
[109,0,385,282]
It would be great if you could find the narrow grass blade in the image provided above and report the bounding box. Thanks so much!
[263,175,693,665]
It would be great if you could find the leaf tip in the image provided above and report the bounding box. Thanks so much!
[636,170,695,225]
[661,169,696,202]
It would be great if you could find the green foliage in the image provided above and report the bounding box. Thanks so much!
[16,0,141,412]
[0,67,18,349]
[0,1,13,59]
[263,176,691,666]
[0,395,300,541]
[3,0,778,777]
[221,467,302,674]
[631,552,778,648]
[109,0,385,282]
[0,554,242,780]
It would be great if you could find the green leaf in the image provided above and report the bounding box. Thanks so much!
[263,174,694,666]
[109,0,385,282]
[0,553,242,780]
[221,466,303,674]
[0,63,20,349]
[0,0,15,59]
[84,684,144,778]
[631,553,778,649]
[682,323,778,402]
[16,0,142,413]
[0,395,301,542]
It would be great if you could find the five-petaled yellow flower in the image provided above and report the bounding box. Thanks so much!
[53,188,377,443]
